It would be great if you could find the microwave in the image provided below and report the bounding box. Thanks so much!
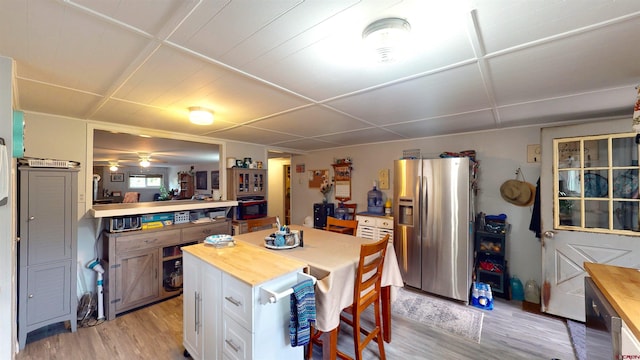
[236,199,268,220]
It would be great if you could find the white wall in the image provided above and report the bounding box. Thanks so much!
[0,56,15,358]
[289,125,548,287]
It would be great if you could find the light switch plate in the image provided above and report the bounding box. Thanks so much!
[378,169,390,189]
[527,144,541,163]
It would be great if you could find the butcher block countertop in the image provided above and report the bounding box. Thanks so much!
[182,241,307,286]
[584,262,640,340]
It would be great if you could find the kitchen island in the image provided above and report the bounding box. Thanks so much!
[584,262,640,356]
[182,241,308,360]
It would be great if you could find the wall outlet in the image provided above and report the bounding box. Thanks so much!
[378,169,390,189]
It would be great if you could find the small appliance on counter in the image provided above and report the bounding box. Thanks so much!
[108,215,142,232]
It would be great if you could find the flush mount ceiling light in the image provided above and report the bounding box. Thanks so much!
[189,106,214,125]
[362,17,411,63]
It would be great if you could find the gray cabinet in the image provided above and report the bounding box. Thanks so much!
[18,167,78,349]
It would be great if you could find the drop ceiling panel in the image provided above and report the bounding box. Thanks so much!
[326,64,491,125]
[249,106,369,137]
[213,126,302,146]
[268,137,341,152]
[168,0,303,60]
[218,1,362,67]
[497,87,634,125]
[488,17,640,105]
[384,110,496,139]
[8,0,153,94]
[16,79,101,118]
[71,0,198,35]
[476,0,640,54]
[113,46,310,123]
[314,128,407,146]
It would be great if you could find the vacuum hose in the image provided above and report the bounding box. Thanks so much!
[87,259,105,320]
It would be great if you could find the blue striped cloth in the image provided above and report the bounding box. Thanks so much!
[289,279,316,347]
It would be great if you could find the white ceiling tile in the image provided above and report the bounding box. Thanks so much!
[249,106,368,137]
[488,17,640,105]
[384,110,496,138]
[326,64,491,125]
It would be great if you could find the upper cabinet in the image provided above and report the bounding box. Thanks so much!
[227,168,266,199]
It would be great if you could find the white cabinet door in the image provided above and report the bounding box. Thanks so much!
[184,252,222,360]
[203,263,222,359]
[183,253,202,359]
[622,320,640,357]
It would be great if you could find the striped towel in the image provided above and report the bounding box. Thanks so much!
[289,279,316,347]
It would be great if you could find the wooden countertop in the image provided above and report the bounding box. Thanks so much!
[182,241,307,287]
[89,199,238,218]
[584,262,640,340]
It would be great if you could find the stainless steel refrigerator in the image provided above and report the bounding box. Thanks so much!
[393,157,474,303]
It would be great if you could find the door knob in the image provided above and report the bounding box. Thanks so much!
[543,230,556,239]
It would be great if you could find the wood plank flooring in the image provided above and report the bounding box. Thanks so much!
[16,290,577,360]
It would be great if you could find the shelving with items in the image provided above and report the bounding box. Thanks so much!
[474,213,510,299]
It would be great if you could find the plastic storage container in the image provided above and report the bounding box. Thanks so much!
[510,276,524,301]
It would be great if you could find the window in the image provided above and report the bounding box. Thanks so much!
[129,174,163,189]
[554,134,639,234]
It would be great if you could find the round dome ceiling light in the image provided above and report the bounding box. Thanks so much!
[362,17,411,63]
[189,106,214,125]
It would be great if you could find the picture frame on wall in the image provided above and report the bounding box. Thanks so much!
[111,173,124,182]
[196,171,207,190]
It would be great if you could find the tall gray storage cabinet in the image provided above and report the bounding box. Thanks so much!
[18,167,78,349]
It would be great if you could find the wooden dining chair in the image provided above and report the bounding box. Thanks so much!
[325,216,358,236]
[246,216,277,233]
[307,235,389,360]
[341,203,357,220]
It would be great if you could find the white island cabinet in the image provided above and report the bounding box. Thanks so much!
[182,242,308,360]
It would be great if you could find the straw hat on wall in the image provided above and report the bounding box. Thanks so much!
[500,179,536,207]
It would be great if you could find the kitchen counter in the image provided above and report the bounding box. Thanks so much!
[183,241,307,286]
[584,262,640,340]
[89,199,238,218]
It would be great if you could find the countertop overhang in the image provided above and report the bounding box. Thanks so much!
[89,200,238,218]
[584,262,640,340]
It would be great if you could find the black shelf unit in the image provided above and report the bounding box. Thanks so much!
[313,203,334,229]
[475,228,509,299]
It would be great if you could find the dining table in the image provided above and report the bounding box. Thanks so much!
[235,225,404,360]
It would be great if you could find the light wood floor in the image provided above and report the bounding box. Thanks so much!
[16,290,577,360]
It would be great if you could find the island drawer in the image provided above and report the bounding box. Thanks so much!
[222,274,253,331]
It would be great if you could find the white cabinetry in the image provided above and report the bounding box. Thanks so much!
[622,320,640,357]
[356,214,394,242]
[183,248,304,360]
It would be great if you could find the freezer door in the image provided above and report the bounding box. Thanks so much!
[393,159,421,288]
[421,158,471,302]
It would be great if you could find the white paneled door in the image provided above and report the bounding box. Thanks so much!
[540,120,640,321]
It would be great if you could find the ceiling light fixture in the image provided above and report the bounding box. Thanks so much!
[139,159,150,168]
[189,106,214,125]
[362,17,411,63]
[109,162,119,172]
